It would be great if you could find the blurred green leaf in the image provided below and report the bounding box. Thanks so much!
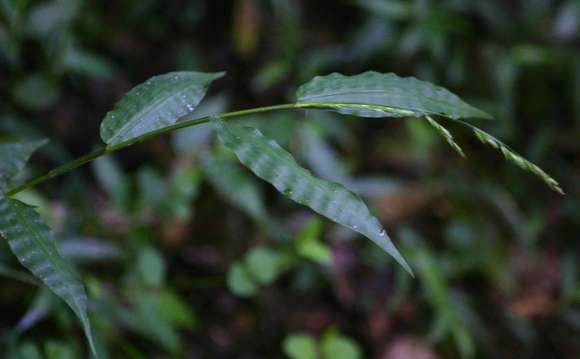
[11,342,43,359]
[157,290,197,330]
[283,333,318,359]
[245,246,284,285]
[137,246,165,287]
[100,71,224,145]
[0,139,47,189]
[44,341,76,359]
[321,330,362,359]
[227,261,258,297]
[25,0,78,38]
[133,294,181,355]
[167,166,201,220]
[13,74,59,110]
[295,218,332,265]
[214,120,412,274]
[203,149,268,223]
[92,154,130,212]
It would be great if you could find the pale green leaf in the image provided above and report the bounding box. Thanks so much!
[100,71,224,145]
[296,71,490,119]
[214,120,412,275]
[0,196,96,356]
[0,139,47,188]
[283,334,318,359]
[227,261,258,297]
[295,218,332,265]
[245,247,284,285]
[321,331,362,359]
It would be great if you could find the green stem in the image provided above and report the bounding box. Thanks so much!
[6,103,311,197]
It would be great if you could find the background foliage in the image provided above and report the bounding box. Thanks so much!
[1,0,579,358]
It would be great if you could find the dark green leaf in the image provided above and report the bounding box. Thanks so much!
[296,71,490,119]
[100,71,224,145]
[0,196,96,356]
[214,120,412,275]
[0,139,47,188]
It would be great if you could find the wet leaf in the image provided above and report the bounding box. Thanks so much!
[297,71,490,119]
[214,119,412,275]
[100,71,224,145]
[0,196,96,356]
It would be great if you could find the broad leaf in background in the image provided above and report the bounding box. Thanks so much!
[0,196,96,356]
[296,71,491,119]
[202,150,269,224]
[0,139,47,188]
[214,119,412,275]
[100,71,224,145]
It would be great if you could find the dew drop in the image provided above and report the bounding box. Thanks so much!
[377,229,386,237]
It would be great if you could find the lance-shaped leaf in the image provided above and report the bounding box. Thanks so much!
[0,196,96,356]
[296,71,491,120]
[0,139,48,188]
[100,71,225,145]
[214,120,412,275]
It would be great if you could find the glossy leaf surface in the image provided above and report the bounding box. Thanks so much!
[0,196,96,355]
[296,71,491,119]
[100,71,224,145]
[214,119,412,274]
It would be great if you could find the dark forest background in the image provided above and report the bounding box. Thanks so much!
[1,0,579,358]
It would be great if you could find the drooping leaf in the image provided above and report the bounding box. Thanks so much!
[100,71,224,146]
[296,71,491,119]
[0,196,96,356]
[0,139,48,188]
[471,126,563,194]
[214,119,412,275]
[283,333,318,359]
[425,115,465,157]
[447,118,563,194]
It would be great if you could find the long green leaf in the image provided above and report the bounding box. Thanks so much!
[296,71,491,119]
[214,119,412,275]
[0,139,48,188]
[100,71,225,145]
[0,196,96,356]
